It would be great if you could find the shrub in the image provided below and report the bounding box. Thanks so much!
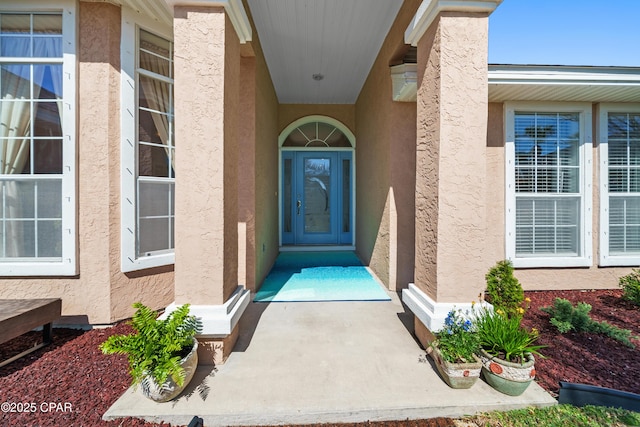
[541,298,636,348]
[485,260,525,318]
[619,269,640,307]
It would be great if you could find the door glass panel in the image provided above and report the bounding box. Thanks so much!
[283,158,292,233]
[342,159,350,233]
[304,157,331,233]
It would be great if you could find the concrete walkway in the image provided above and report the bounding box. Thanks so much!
[104,292,556,426]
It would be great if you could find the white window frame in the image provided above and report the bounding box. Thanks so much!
[598,103,640,266]
[120,7,174,272]
[505,102,593,268]
[0,1,77,276]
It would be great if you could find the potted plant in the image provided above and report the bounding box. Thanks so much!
[428,308,482,389]
[474,308,544,396]
[100,302,201,402]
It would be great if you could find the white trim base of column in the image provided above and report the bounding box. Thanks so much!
[402,283,490,332]
[161,286,250,338]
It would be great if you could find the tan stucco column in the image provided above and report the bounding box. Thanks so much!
[166,0,252,365]
[402,0,502,344]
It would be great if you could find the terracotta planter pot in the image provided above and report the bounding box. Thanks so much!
[429,345,482,389]
[141,339,199,402]
[478,348,535,396]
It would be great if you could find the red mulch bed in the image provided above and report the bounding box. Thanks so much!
[0,290,638,426]
[521,289,640,397]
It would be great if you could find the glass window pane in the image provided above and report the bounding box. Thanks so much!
[2,65,31,98]
[138,143,169,177]
[0,139,30,174]
[630,141,640,166]
[0,36,30,57]
[33,15,62,35]
[37,179,62,218]
[33,140,62,174]
[609,114,629,139]
[283,158,292,233]
[34,102,62,137]
[139,75,170,114]
[138,181,171,217]
[33,37,61,58]
[1,100,31,140]
[140,30,171,71]
[608,139,628,166]
[342,159,350,233]
[5,180,35,218]
[515,197,579,256]
[5,220,35,257]
[34,64,62,99]
[304,158,331,233]
[558,113,579,139]
[37,219,61,257]
[138,109,169,146]
[630,114,640,139]
[138,217,170,255]
[1,14,30,34]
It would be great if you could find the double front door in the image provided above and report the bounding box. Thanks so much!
[282,151,352,245]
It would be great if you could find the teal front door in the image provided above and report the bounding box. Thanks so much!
[282,151,352,245]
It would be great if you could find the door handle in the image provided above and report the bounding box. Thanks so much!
[296,199,301,215]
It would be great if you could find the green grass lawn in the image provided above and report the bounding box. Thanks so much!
[465,404,640,427]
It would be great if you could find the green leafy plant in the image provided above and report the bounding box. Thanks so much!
[541,298,636,348]
[475,308,545,363]
[485,260,525,318]
[100,302,201,387]
[619,269,640,306]
[431,308,480,364]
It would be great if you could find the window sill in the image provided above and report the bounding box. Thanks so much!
[121,252,174,273]
[511,256,592,269]
[599,255,640,267]
[0,261,77,277]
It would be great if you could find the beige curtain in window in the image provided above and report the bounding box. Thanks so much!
[1,65,31,175]
[139,51,172,168]
[1,64,32,257]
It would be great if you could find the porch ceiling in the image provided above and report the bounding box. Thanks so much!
[246,0,404,104]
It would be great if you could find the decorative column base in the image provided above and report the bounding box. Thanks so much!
[162,286,250,365]
[402,283,491,348]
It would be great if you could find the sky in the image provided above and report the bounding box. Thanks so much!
[488,0,640,67]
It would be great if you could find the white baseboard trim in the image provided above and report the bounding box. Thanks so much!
[161,286,250,338]
[402,283,491,333]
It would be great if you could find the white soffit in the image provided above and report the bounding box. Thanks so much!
[247,0,403,104]
[489,65,640,103]
[119,0,252,43]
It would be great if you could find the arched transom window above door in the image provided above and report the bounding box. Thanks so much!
[282,121,353,148]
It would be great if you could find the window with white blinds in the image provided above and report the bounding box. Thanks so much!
[600,106,640,266]
[506,103,592,268]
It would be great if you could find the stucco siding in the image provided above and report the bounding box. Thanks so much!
[414,12,492,303]
[0,2,175,325]
[253,35,279,291]
[173,7,239,306]
[355,0,419,290]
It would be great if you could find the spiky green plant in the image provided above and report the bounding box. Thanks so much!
[100,303,201,387]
